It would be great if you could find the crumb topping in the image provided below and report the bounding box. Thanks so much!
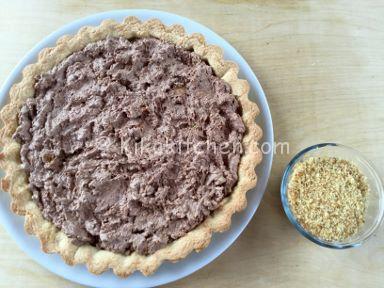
[287,157,369,241]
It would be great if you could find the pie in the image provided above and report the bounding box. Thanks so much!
[0,17,262,276]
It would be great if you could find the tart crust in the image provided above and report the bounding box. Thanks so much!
[0,17,262,277]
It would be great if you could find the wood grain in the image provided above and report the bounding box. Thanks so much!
[0,0,383,287]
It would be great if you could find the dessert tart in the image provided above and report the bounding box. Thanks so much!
[0,17,262,277]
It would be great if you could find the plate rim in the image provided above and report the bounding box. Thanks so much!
[0,9,274,288]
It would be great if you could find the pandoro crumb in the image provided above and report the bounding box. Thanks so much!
[287,157,369,241]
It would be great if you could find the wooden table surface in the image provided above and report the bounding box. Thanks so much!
[1,1,383,287]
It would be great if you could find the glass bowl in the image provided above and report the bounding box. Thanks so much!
[281,143,384,249]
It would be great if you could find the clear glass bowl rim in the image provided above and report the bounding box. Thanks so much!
[280,142,384,249]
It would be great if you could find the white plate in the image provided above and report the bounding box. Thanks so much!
[0,10,273,288]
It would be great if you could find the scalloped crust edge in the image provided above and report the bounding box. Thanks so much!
[0,17,263,277]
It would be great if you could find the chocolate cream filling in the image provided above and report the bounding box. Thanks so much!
[14,37,245,255]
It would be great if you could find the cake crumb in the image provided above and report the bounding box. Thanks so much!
[287,157,369,241]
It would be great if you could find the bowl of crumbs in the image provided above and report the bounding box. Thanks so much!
[281,143,384,248]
